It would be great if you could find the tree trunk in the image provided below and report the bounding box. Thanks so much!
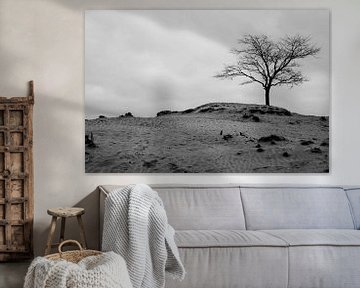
[264,86,271,106]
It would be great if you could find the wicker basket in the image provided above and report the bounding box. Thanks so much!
[45,240,102,263]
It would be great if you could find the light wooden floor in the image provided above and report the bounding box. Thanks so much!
[0,261,30,288]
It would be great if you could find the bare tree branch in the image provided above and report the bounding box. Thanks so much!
[215,33,321,105]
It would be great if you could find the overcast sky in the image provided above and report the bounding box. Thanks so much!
[85,10,329,118]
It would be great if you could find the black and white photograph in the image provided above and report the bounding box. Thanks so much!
[85,10,329,173]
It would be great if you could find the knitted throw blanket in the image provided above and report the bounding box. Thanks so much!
[102,184,185,288]
[24,251,133,288]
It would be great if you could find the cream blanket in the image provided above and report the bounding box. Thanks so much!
[102,184,185,288]
[24,251,132,288]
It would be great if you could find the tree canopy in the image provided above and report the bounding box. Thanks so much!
[215,34,321,106]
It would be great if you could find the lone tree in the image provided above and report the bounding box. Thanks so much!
[215,34,320,106]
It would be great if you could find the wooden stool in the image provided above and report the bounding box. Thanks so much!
[45,207,87,255]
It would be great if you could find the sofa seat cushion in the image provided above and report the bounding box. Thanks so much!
[175,230,288,248]
[166,246,289,288]
[262,229,360,246]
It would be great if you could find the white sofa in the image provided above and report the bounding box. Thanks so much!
[99,185,360,288]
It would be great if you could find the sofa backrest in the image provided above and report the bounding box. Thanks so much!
[100,185,358,232]
[154,186,246,230]
[240,187,355,230]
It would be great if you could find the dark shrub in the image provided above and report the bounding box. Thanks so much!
[320,141,329,147]
[223,134,233,141]
[199,107,215,113]
[258,135,286,142]
[182,108,195,114]
[282,152,290,157]
[247,106,291,116]
[157,110,172,117]
[311,147,322,154]
[252,115,260,122]
[300,140,314,146]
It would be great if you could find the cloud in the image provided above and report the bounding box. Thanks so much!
[86,11,248,117]
[85,10,329,117]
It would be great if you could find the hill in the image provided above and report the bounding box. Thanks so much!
[85,103,329,173]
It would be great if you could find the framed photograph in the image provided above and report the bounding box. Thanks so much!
[85,10,329,173]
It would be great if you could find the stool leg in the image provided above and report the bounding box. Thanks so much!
[45,216,57,255]
[77,215,87,249]
[60,217,66,243]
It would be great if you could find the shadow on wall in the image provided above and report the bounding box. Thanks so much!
[69,187,100,250]
[38,188,100,256]
[0,0,115,257]
[33,93,92,256]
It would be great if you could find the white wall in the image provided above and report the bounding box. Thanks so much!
[0,0,359,256]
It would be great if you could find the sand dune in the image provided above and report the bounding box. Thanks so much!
[85,103,329,173]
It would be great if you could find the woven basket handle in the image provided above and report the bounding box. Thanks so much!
[58,240,83,255]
